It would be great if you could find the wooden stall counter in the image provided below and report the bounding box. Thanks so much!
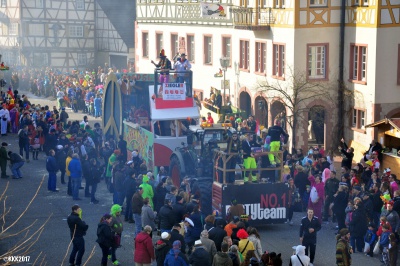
[382,153,400,175]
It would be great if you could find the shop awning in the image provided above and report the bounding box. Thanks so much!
[365,118,400,131]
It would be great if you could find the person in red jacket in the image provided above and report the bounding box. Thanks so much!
[134,225,155,266]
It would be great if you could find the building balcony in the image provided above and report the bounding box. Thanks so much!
[136,1,233,26]
[230,7,274,30]
[136,1,274,30]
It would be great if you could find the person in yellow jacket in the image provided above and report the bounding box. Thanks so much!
[237,228,255,259]
[140,174,154,209]
[65,150,73,196]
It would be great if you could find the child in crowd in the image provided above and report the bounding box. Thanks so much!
[364,223,376,257]
[377,216,392,237]
[345,201,353,227]
[379,224,391,265]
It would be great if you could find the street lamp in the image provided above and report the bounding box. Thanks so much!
[220,57,230,106]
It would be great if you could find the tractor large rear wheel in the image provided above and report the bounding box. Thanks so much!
[169,155,185,188]
[192,177,213,216]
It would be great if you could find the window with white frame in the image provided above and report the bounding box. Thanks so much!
[8,23,18,35]
[222,36,231,66]
[310,0,327,6]
[3,51,15,65]
[350,44,367,83]
[204,36,212,65]
[255,42,266,74]
[142,32,149,57]
[308,44,327,79]
[36,0,44,8]
[33,53,49,67]
[156,33,163,58]
[76,0,85,10]
[69,25,83,37]
[171,34,178,57]
[187,34,195,63]
[1,0,6,8]
[273,44,285,78]
[352,109,365,129]
[239,40,249,70]
[29,24,45,36]
[77,53,87,66]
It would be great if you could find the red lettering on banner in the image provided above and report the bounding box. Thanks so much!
[260,194,268,208]
[269,194,277,208]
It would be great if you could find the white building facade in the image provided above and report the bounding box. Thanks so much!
[135,0,400,154]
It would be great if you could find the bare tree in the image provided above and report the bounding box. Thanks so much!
[257,69,336,150]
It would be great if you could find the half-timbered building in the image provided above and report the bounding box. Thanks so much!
[135,0,400,154]
[0,0,134,70]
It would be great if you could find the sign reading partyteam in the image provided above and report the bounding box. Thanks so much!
[162,83,186,100]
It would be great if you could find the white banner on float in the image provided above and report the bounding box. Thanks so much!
[162,83,186,100]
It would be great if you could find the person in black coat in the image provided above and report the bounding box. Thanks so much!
[393,190,400,217]
[338,138,354,170]
[45,129,58,155]
[332,184,349,231]
[348,201,368,253]
[172,196,186,224]
[117,135,127,163]
[55,146,67,184]
[189,240,211,266]
[96,214,115,266]
[67,204,89,266]
[364,140,383,162]
[46,149,59,192]
[81,155,91,198]
[370,183,383,228]
[299,209,321,265]
[154,233,172,266]
[158,199,175,232]
[87,158,101,204]
[154,179,168,213]
[208,219,227,251]
[294,166,310,200]
[123,163,137,222]
[169,224,186,254]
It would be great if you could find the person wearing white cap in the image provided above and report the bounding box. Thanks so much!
[154,232,171,266]
[189,239,211,266]
[184,217,196,254]
[174,53,192,97]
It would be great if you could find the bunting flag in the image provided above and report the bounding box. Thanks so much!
[200,2,228,18]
